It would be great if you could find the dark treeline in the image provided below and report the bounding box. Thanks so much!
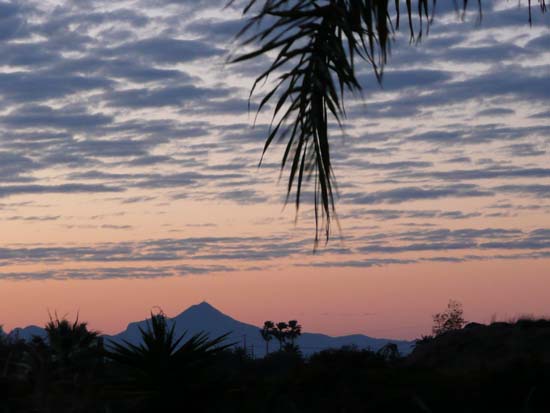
[1,310,550,413]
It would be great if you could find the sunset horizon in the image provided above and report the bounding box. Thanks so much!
[1,0,548,343]
[1,1,549,412]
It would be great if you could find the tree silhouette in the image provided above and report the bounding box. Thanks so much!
[432,299,466,336]
[274,321,289,350]
[286,320,302,346]
[230,0,548,244]
[262,320,303,352]
[260,320,275,354]
[376,342,400,361]
[23,314,103,413]
[3,312,550,411]
[44,314,100,366]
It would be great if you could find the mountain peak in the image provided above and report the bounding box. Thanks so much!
[197,300,214,307]
[178,301,223,317]
[194,301,217,310]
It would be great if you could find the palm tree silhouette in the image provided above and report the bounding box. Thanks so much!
[264,320,303,352]
[260,321,275,355]
[230,0,548,244]
[274,322,289,350]
[287,320,302,346]
[44,314,100,366]
[23,314,102,413]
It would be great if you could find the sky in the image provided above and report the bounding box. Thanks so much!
[0,0,548,340]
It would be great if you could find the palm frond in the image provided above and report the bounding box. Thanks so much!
[106,312,234,376]
[229,0,547,246]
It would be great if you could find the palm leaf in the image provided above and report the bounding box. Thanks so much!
[229,0,547,246]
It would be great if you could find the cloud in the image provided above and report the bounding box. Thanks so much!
[217,189,270,204]
[360,69,454,93]
[345,184,494,204]
[0,1,27,41]
[0,152,38,181]
[496,185,550,198]
[106,85,233,108]
[0,224,547,278]
[110,38,223,64]
[404,166,550,181]
[299,258,416,268]
[0,234,306,265]
[0,264,235,281]
[0,184,123,198]
[503,144,546,157]
[477,108,515,117]
[3,215,60,222]
[0,72,112,103]
[1,105,112,130]
[0,0,546,280]
[349,208,481,221]
[359,241,476,254]
[185,18,245,41]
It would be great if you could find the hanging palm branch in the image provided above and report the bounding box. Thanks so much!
[229,0,547,246]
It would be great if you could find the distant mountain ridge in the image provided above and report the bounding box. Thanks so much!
[5,325,46,341]
[5,301,414,356]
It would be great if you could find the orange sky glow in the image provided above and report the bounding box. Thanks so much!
[0,0,548,340]
[2,259,549,339]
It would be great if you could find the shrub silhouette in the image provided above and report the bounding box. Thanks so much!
[432,299,466,336]
[2,311,550,412]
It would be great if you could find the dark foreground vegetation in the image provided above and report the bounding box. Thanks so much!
[1,311,550,413]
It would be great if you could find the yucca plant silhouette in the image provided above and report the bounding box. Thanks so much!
[106,311,233,412]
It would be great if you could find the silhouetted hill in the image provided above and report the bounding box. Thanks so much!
[6,302,412,356]
[4,308,550,412]
[6,325,46,341]
[409,318,550,370]
[108,301,414,356]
